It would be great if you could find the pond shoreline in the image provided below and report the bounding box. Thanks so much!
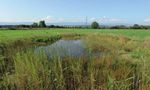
[0,33,82,78]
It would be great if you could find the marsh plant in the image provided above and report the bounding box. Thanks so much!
[0,34,150,90]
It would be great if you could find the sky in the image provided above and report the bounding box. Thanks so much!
[0,0,150,25]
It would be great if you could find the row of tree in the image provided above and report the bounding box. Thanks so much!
[0,20,150,30]
[91,21,150,29]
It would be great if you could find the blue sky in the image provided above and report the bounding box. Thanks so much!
[0,0,150,25]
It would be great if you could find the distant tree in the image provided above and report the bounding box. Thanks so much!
[32,22,38,28]
[39,20,46,27]
[110,25,128,29]
[16,25,30,28]
[50,25,55,28]
[91,21,99,29]
[131,24,142,29]
[139,25,150,30]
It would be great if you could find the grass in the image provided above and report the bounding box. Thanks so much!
[0,29,150,90]
[0,29,150,44]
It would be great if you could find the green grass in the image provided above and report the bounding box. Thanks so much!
[0,29,150,44]
[1,33,150,90]
[0,29,150,90]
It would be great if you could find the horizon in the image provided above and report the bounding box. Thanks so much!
[0,21,137,26]
[1,0,150,25]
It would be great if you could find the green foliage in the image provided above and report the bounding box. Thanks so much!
[33,35,61,43]
[32,22,38,28]
[110,25,128,29]
[91,21,99,29]
[39,20,46,28]
[131,24,143,29]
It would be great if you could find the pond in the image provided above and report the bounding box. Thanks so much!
[35,40,86,59]
[35,39,99,59]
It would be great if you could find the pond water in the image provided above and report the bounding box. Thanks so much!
[35,39,101,59]
[35,40,92,59]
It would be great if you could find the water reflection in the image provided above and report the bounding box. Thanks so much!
[35,40,89,59]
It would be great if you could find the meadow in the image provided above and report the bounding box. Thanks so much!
[0,29,150,90]
[0,29,150,43]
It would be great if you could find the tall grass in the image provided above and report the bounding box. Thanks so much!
[0,34,150,90]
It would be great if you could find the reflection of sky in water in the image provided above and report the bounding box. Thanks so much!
[35,40,87,59]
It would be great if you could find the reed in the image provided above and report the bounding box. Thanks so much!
[0,33,150,90]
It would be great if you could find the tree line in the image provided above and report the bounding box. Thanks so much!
[0,21,150,30]
[91,21,150,29]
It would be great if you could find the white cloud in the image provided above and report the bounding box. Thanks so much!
[87,16,126,23]
[0,18,39,22]
[89,17,96,21]
[0,16,127,23]
[41,16,55,22]
[41,16,85,23]
[97,17,126,23]
[144,18,150,22]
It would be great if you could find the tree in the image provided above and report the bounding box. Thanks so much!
[131,24,142,29]
[32,22,38,28]
[110,25,128,29]
[91,21,99,29]
[39,20,46,27]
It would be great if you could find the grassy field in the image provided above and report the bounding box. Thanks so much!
[0,29,150,44]
[0,29,150,90]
